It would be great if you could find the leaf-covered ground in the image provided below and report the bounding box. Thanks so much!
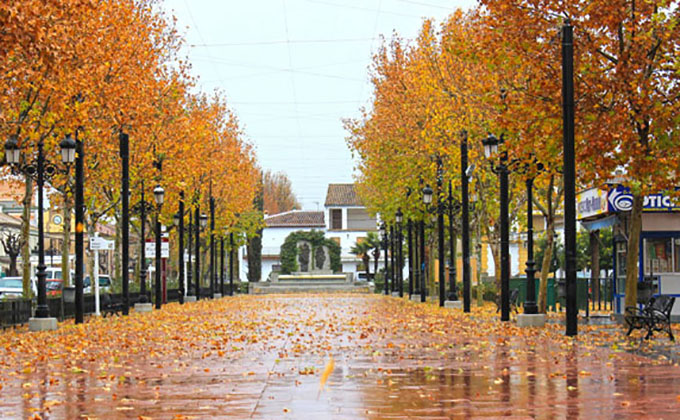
[1,294,679,419]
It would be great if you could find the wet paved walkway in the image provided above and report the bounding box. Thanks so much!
[1,294,680,419]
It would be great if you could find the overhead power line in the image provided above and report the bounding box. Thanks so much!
[190,38,379,47]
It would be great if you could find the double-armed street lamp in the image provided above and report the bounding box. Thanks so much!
[519,160,544,317]
[131,181,154,303]
[421,154,452,307]
[4,134,77,328]
[152,184,164,309]
[194,208,208,299]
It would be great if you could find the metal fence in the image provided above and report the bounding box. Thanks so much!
[0,289,188,328]
[555,277,615,316]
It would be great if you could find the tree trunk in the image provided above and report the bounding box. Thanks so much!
[363,254,370,278]
[538,219,555,313]
[624,193,644,310]
[62,198,72,286]
[590,230,600,306]
[8,254,18,277]
[21,175,33,298]
[373,249,379,280]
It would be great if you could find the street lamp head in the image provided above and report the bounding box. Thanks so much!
[422,185,433,205]
[4,136,20,164]
[200,213,208,229]
[59,134,77,164]
[153,184,165,206]
[482,133,500,159]
[173,212,180,227]
[395,208,403,223]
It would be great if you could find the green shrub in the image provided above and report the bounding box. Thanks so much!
[280,230,341,274]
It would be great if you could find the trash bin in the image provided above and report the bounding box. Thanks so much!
[637,276,658,304]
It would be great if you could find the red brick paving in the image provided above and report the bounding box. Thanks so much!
[1,295,679,419]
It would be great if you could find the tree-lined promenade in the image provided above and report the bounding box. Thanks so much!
[0,0,260,309]
[346,1,680,318]
[1,294,679,419]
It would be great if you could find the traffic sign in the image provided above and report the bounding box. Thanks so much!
[90,237,114,251]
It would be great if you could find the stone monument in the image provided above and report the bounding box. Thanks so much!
[252,241,369,294]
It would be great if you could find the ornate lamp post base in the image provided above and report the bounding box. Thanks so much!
[134,302,153,313]
[29,317,57,331]
[517,313,546,327]
[185,295,197,302]
[444,300,463,309]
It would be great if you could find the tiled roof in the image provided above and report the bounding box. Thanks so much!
[265,210,325,228]
[324,183,362,207]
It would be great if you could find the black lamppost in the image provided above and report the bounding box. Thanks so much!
[194,206,201,299]
[390,225,396,293]
[445,180,460,303]
[120,132,130,315]
[4,134,76,328]
[220,236,225,296]
[482,133,510,322]
[195,211,207,298]
[418,218,426,303]
[380,222,389,295]
[461,130,472,313]
[186,206,193,299]
[153,184,164,309]
[209,196,215,299]
[562,21,578,337]
[395,209,404,297]
[422,165,447,307]
[229,231,235,296]
[173,190,185,304]
[132,181,152,303]
[524,176,538,315]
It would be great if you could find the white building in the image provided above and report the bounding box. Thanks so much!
[240,210,326,281]
[240,183,380,282]
[323,184,378,275]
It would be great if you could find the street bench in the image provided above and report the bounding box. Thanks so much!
[625,295,675,341]
[495,289,520,314]
[100,293,125,317]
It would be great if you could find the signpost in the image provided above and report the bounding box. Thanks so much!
[89,235,114,315]
[146,238,169,303]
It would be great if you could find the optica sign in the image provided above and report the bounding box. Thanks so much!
[607,185,680,212]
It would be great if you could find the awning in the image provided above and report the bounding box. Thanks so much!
[580,215,618,231]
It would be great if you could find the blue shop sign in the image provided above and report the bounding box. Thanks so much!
[607,185,680,212]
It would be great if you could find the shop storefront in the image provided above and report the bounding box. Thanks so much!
[577,185,680,316]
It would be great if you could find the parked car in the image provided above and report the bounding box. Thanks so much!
[83,275,112,294]
[45,267,63,281]
[46,280,63,297]
[0,277,24,299]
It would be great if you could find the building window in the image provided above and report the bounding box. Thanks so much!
[644,237,673,274]
[331,209,342,230]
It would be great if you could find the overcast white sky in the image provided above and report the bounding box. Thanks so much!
[162,0,477,210]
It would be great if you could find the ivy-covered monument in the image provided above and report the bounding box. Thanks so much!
[280,230,341,274]
[250,230,370,294]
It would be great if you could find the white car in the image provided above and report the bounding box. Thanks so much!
[0,277,36,299]
[84,275,112,294]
